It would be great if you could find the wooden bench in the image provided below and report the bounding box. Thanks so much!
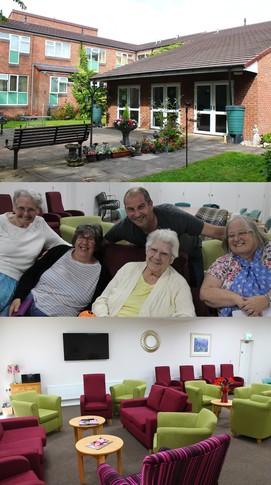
[5,123,91,169]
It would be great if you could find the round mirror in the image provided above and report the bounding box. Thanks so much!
[140,330,161,353]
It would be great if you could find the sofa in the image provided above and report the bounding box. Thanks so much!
[120,384,192,451]
[153,407,218,452]
[59,215,113,243]
[0,417,46,479]
[0,456,47,485]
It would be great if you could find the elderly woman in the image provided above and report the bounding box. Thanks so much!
[200,214,271,316]
[92,228,195,317]
[0,189,69,316]
[9,224,105,317]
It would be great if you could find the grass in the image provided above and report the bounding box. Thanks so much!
[4,119,88,129]
[132,151,266,182]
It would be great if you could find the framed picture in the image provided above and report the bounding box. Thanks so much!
[190,333,211,357]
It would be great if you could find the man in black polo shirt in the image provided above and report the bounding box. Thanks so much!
[104,187,225,287]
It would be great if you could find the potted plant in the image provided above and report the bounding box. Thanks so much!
[96,146,107,161]
[111,144,131,158]
[113,104,138,146]
[83,144,97,162]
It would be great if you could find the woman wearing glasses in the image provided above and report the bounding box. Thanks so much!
[92,228,196,317]
[200,215,271,316]
[9,224,104,317]
[0,189,68,316]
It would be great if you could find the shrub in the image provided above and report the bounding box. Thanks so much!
[260,147,271,181]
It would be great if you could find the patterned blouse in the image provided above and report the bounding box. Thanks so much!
[207,241,271,290]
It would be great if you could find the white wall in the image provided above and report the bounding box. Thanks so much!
[1,182,270,222]
[1,316,270,406]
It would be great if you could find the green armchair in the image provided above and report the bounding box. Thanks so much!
[231,394,271,443]
[234,382,271,399]
[184,380,220,413]
[153,408,217,452]
[59,215,113,243]
[110,380,147,414]
[10,391,63,434]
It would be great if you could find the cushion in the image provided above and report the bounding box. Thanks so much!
[147,385,165,411]
[0,423,3,441]
[159,388,188,412]
[129,408,156,432]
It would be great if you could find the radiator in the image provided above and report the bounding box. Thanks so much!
[47,383,83,400]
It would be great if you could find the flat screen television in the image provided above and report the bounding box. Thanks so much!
[63,333,109,361]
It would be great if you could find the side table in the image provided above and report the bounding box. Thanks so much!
[69,415,105,442]
[75,434,123,484]
[211,399,233,419]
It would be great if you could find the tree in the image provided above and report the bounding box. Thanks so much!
[70,44,107,120]
[1,0,27,23]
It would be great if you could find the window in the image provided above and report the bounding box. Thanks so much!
[85,47,106,72]
[117,86,140,123]
[45,40,71,59]
[9,34,30,64]
[0,32,9,40]
[151,84,180,128]
[137,53,149,60]
[0,73,28,105]
[49,76,68,106]
[116,52,134,68]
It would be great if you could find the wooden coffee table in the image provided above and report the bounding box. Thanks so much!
[211,399,233,418]
[75,434,124,484]
[69,415,105,442]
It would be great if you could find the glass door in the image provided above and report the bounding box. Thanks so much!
[151,84,180,128]
[195,82,229,135]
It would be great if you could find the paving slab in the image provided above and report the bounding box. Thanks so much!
[0,127,264,182]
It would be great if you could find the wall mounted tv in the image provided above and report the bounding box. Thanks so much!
[63,333,109,361]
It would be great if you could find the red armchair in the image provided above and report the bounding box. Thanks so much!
[0,417,46,480]
[45,191,85,217]
[155,366,183,391]
[201,365,218,384]
[38,208,61,234]
[97,434,231,485]
[220,364,244,391]
[0,456,47,484]
[0,194,13,214]
[80,374,113,424]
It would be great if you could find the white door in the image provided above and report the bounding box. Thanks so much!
[195,82,230,135]
[239,339,254,386]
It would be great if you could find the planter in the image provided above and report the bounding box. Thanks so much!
[85,154,96,162]
[96,153,107,161]
[111,150,131,158]
[114,126,137,146]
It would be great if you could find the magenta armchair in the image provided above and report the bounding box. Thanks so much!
[0,456,46,484]
[220,364,244,391]
[155,366,183,391]
[201,365,218,384]
[97,434,231,485]
[80,374,113,424]
[45,191,85,217]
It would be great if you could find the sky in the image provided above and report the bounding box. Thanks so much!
[3,0,271,44]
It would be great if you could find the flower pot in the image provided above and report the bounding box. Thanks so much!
[96,153,107,161]
[111,150,131,158]
[85,154,96,162]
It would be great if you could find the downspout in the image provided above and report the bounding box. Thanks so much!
[228,67,233,105]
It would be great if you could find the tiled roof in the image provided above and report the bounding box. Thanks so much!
[94,21,271,80]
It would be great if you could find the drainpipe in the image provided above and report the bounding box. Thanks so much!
[228,68,233,105]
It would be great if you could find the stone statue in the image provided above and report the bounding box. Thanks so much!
[252,124,261,146]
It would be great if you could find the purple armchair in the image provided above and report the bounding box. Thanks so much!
[97,433,231,485]
[155,366,183,391]
[220,364,244,391]
[201,365,218,384]
[0,456,46,484]
[80,374,113,424]
[45,191,85,217]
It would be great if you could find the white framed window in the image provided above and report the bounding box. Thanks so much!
[85,47,106,72]
[116,52,134,68]
[9,34,30,64]
[151,83,181,128]
[49,76,68,106]
[0,73,28,105]
[45,40,71,59]
[117,85,140,124]
[0,32,9,40]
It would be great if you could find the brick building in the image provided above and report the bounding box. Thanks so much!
[1,12,271,140]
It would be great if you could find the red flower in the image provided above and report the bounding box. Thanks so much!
[214,377,234,392]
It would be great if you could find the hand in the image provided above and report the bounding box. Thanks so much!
[8,298,22,316]
[239,295,269,317]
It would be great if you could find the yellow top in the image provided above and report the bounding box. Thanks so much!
[117,275,154,317]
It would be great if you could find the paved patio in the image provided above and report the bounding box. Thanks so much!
[0,127,264,182]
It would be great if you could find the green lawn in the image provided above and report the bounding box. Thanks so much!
[132,151,266,182]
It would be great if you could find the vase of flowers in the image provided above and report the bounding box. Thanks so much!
[7,364,20,383]
[214,377,234,403]
[113,105,138,147]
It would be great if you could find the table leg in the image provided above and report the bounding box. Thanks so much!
[76,451,86,484]
[116,449,123,475]
[212,404,219,417]
[96,424,104,435]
